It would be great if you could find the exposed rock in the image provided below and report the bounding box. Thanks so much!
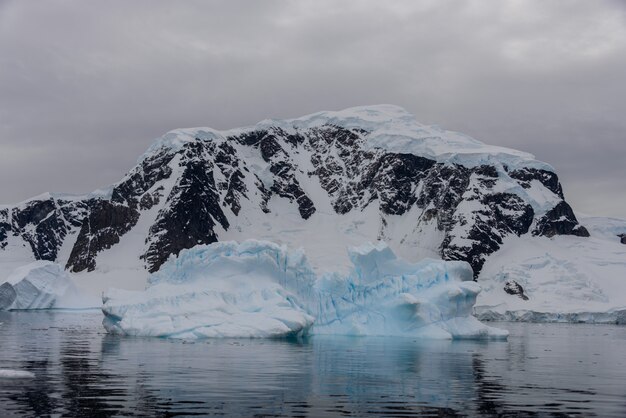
[111,148,175,208]
[142,142,229,272]
[504,280,529,301]
[10,198,68,261]
[533,201,590,237]
[509,167,564,198]
[66,200,140,272]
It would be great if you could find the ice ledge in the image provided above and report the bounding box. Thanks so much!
[475,308,626,324]
[102,240,508,340]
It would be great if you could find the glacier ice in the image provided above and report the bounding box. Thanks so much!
[0,261,82,310]
[475,231,626,324]
[102,240,508,340]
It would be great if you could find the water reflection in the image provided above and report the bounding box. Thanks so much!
[0,311,625,417]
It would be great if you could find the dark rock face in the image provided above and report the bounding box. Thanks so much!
[66,200,140,272]
[0,209,9,250]
[111,148,175,208]
[0,121,590,278]
[619,234,626,245]
[256,130,316,219]
[215,142,247,216]
[143,142,229,272]
[509,168,563,198]
[443,192,534,278]
[504,280,529,300]
[533,201,590,238]
[10,199,68,261]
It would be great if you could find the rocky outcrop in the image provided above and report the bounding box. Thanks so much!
[504,280,529,301]
[142,142,229,272]
[9,198,68,261]
[533,201,589,238]
[110,148,175,208]
[66,200,139,272]
[0,209,9,250]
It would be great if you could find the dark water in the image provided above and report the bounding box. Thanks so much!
[0,312,625,417]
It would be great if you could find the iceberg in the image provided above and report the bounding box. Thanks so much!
[102,240,508,340]
[0,261,84,310]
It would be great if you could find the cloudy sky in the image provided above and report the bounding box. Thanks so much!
[0,0,625,217]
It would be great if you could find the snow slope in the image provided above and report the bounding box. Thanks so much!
[579,216,626,243]
[103,240,507,340]
[475,229,626,323]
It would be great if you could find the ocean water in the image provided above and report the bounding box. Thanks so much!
[0,311,625,417]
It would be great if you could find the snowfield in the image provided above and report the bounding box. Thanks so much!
[102,240,508,340]
[475,216,626,323]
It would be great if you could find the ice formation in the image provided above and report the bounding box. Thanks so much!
[102,240,508,340]
[0,261,84,310]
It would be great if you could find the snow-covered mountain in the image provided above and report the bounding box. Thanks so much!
[1,105,615,316]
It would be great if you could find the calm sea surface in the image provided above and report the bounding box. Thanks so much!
[0,311,625,417]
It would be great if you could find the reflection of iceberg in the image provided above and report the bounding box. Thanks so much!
[102,240,508,339]
[95,334,494,416]
[0,261,83,310]
[0,369,35,379]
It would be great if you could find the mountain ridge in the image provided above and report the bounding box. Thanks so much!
[0,105,589,283]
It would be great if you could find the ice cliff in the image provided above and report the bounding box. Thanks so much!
[102,240,508,340]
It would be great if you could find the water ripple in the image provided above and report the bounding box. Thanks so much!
[1,311,625,417]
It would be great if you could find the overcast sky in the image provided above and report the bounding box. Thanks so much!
[0,0,625,217]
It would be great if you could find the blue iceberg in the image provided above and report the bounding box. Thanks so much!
[102,240,507,340]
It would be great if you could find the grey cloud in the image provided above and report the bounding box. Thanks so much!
[0,0,625,217]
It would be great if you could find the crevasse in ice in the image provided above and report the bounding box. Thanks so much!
[102,240,508,340]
